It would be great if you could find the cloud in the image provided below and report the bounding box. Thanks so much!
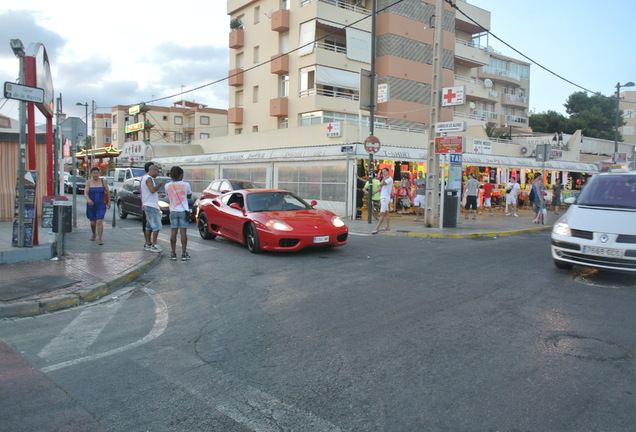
[0,10,65,60]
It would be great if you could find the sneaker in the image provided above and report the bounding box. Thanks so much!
[169,252,177,261]
[181,252,191,261]
[505,213,511,216]
[513,213,519,217]
[148,245,162,253]
[143,244,151,251]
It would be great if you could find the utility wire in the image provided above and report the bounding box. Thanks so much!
[145,0,408,105]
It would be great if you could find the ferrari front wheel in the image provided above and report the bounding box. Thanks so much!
[245,222,261,254]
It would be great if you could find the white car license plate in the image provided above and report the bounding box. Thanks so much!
[582,245,623,257]
[313,235,329,244]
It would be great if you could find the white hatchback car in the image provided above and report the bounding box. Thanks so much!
[551,170,636,272]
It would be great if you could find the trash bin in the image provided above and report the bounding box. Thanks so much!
[52,201,73,233]
[443,189,459,228]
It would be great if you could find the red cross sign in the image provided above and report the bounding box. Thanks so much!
[441,86,465,107]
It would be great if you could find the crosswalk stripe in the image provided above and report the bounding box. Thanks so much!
[38,291,132,361]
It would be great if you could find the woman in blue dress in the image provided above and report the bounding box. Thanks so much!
[84,167,111,244]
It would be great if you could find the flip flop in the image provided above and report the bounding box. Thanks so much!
[90,237,95,241]
[371,230,379,234]
[98,241,104,245]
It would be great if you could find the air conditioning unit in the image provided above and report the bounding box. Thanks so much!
[520,145,529,156]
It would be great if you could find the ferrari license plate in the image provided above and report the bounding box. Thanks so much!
[313,235,329,244]
[582,245,623,257]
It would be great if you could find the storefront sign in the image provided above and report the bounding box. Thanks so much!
[435,136,463,154]
[326,122,341,137]
[125,122,145,134]
[441,86,465,107]
[473,139,492,154]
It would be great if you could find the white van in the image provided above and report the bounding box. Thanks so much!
[113,167,146,195]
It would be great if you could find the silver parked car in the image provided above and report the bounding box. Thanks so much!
[551,170,636,272]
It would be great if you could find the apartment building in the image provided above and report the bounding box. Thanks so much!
[92,100,228,149]
[619,90,636,146]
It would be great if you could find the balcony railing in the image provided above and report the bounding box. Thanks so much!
[299,87,360,101]
[503,94,528,104]
[505,114,527,124]
[315,41,347,55]
[300,0,371,15]
[482,66,521,82]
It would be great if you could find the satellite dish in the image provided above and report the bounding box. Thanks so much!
[484,79,493,88]
[264,9,274,18]
[469,102,476,110]
[486,46,494,53]
[198,105,203,109]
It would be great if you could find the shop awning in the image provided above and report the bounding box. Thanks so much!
[462,153,598,173]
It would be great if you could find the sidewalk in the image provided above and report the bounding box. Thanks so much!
[0,206,552,319]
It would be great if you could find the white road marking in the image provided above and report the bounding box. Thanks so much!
[138,347,343,432]
[38,291,132,361]
[41,287,168,373]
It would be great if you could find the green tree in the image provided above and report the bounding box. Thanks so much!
[529,91,623,141]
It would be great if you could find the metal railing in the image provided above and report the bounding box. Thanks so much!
[299,87,360,101]
[481,66,521,82]
[300,0,371,14]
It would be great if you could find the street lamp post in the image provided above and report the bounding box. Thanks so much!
[10,39,27,247]
[614,81,635,164]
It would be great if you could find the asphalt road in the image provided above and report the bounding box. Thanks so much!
[1,221,635,432]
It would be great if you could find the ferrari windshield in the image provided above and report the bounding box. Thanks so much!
[576,174,636,209]
[247,191,311,212]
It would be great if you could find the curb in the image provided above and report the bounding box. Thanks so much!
[373,225,552,239]
[0,253,162,319]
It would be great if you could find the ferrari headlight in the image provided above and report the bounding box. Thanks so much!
[331,216,345,227]
[552,220,571,236]
[266,219,293,231]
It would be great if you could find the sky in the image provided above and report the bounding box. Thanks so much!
[0,0,635,125]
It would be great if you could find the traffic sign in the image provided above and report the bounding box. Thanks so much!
[435,121,466,133]
[4,82,44,104]
[364,135,381,154]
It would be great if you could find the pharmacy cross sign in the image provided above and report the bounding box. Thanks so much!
[443,88,457,105]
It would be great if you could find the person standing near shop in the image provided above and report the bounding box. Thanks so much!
[413,170,426,221]
[552,178,563,215]
[464,173,481,220]
[372,168,394,234]
[84,167,111,245]
[362,172,381,221]
[482,180,494,215]
[532,173,546,224]
[142,164,164,252]
[165,166,192,261]
[505,176,520,217]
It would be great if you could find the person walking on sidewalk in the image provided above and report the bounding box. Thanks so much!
[552,178,563,215]
[413,170,426,221]
[141,164,164,253]
[482,180,494,215]
[84,167,111,245]
[165,166,192,261]
[464,173,480,220]
[372,168,394,234]
[505,176,520,217]
[532,173,546,224]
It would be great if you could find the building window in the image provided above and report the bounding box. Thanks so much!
[113,114,117,124]
[174,116,183,125]
[253,86,259,103]
[236,52,244,68]
[254,6,260,24]
[279,118,289,129]
[163,115,168,121]
[235,128,243,135]
[624,109,635,119]
[253,45,260,63]
[104,136,111,144]
[300,67,316,93]
[236,90,244,107]
[281,0,289,10]
[113,132,118,141]
[252,126,259,132]
[199,133,209,139]
[623,126,634,136]
[279,75,289,97]
[200,116,210,125]
[175,133,183,142]
[103,119,112,128]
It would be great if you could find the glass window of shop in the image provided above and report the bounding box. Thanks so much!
[222,167,267,187]
[278,164,346,202]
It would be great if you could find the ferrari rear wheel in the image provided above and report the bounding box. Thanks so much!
[198,214,215,240]
[245,222,261,254]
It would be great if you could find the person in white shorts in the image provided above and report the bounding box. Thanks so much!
[372,168,394,234]
[412,170,426,221]
[505,176,520,217]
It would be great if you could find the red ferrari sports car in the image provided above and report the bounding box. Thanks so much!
[197,189,348,253]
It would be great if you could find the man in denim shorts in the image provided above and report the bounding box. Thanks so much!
[141,164,164,252]
[165,166,192,261]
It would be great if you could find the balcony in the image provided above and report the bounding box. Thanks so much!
[228,107,243,124]
[228,68,244,86]
[479,66,521,85]
[270,97,288,117]
[501,93,528,108]
[456,75,499,102]
[454,39,489,69]
[271,9,290,32]
[270,54,289,75]
[229,29,244,49]
[501,114,527,126]
[300,0,371,15]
